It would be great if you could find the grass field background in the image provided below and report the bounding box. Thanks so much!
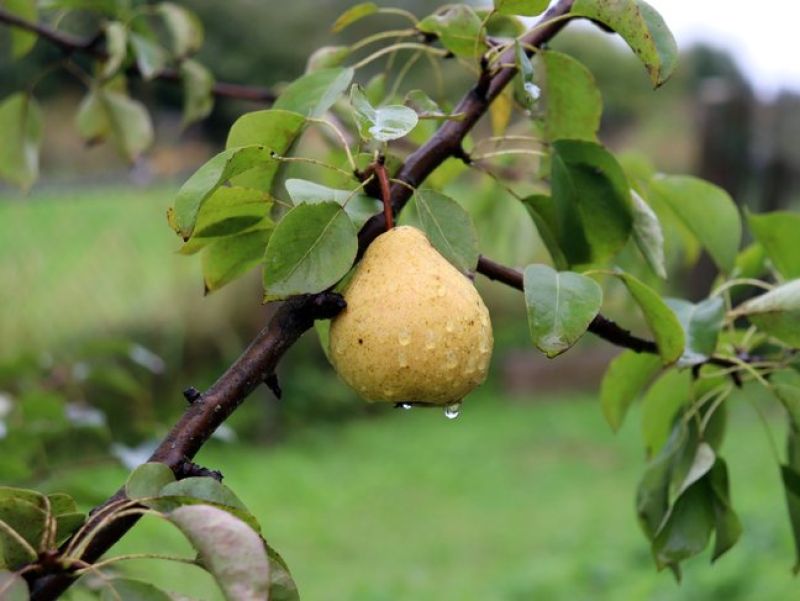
[45,390,796,601]
[3,187,798,600]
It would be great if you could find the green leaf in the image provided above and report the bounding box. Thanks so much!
[653,480,714,569]
[75,86,154,162]
[600,350,662,431]
[160,478,247,511]
[202,228,271,293]
[540,50,601,141]
[641,369,690,457]
[404,89,446,119]
[365,73,387,106]
[100,578,173,601]
[267,544,300,601]
[225,109,307,192]
[550,140,633,267]
[273,68,354,118]
[571,0,678,87]
[181,186,272,253]
[514,41,540,109]
[129,33,168,80]
[520,195,568,270]
[523,265,602,358]
[0,571,29,601]
[781,464,800,574]
[126,462,176,500]
[263,202,357,300]
[169,505,270,601]
[418,5,485,58]
[674,442,715,497]
[494,0,549,16]
[180,59,214,126]
[156,2,203,57]
[411,188,479,272]
[306,46,350,73]
[747,210,800,279]
[0,93,42,192]
[332,2,378,32]
[53,512,85,544]
[630,189,666,278]
[171,145,274,239]
[614,271,685,365]
[733,280,800,347]
[666,296,725,367]
[772,369,800,430]
[650,175,741,274]
[0,497,45,569]
[708,458,741,562]
[285,179,379,229]
[349,85,418,142]
[46,493,77,516]
[101,22,128,79]
[5,0,37,58]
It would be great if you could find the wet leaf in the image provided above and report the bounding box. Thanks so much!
[708,458,741,562]
[285,179,379,229]
[523,265,602,358]
[600,350,661,431]
[666,296,725,367]
[350,84,418,142]
[332,2,378,32]
[157,2,203,57]
[172,145,274,239]
[550,140,633,267]
[747,210,800,279]
[169,505,270,601]
[641,369,690,457]
[733,280,800,347]
[100,577,173,601]
[0,571,29,601]
[411,188,478,272]
[180,59,214,126]
[129,33,168,80]
[6,0,37,58]
[614,271,685,365]
[631,189,666,278]
[263,202,357,300]
[274,67,353,118]
[418,5,485,58]
[0,93,42,191]
[540,50,601,141]
[126,462,176,500]
[202,228,272,293]
[494,0,549,16]
[572,0,678,87]
[650,175,741,274]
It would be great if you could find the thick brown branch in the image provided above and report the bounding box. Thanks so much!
[0,7,277,103]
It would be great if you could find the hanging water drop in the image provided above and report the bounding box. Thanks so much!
[397,329,412,346]
[396,402,413,410]
[444,401,461,420]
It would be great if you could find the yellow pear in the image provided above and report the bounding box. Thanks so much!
[329,226,493,405]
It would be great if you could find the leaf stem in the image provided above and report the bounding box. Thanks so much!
[349,28,417,53]
[76,553,198,574]
[711,278,774,298]
[0,518,38,561]
[270,153,354,179]
[351,43,448,70]
[375,160,393,231]
[472,149,546,161]
[306,117,357,173]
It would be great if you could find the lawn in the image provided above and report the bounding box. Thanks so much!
[46,389,796,601]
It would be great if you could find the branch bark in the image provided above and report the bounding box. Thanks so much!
[0,7,277,103]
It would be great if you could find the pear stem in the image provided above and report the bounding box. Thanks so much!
[375,158,394,231]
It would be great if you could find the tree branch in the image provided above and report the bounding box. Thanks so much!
[27,3,579,598]
[0,7,277,103]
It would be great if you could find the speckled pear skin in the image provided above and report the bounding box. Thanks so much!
[329,226,493,405]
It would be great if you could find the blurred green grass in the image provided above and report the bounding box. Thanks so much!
[49,390,796,601]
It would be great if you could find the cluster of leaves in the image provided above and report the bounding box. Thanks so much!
[0,465,297,600]
[0,340,167,483]
[3,0,800,594]
[0,0,213,190]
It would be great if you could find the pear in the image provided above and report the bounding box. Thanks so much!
[329,226,493,405]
